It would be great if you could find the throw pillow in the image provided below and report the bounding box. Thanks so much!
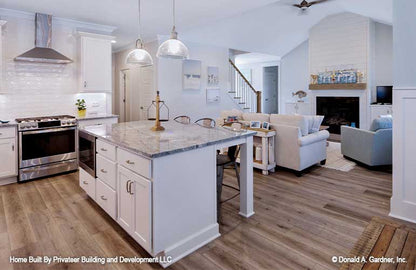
[310,116,324,133]
[370,117,393,132]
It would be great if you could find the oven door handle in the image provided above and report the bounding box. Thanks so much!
[21,126,77,135]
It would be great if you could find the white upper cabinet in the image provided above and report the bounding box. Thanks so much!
[78,32,114,93]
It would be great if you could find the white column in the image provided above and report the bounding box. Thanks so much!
[239,136,254,217]
[390,0,416,223]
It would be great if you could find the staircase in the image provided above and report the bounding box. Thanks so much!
[228,59,261,113]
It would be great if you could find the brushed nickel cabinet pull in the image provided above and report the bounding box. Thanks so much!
[100,169,107,173]
[83,181,88,185]
[12,144,14,151]
[100,195,107,201]
[100,148,107,152]
[126,160,135,165]
[129,181,134,195]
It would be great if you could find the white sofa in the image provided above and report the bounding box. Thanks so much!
[218,110,329,176]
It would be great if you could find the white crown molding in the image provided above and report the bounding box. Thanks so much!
[77,31,115,40]
[0,8,116,34]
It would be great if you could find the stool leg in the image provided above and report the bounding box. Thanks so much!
[234,162,240,189]
[216,165,224,221]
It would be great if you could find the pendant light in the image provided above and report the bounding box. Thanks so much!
[126,0,153,66]
[157,0,189,59]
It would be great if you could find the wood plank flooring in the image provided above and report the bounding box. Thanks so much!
[0,165,408,270]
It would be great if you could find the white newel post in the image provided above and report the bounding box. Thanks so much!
[239,136,255,218]
[390,0,416,223]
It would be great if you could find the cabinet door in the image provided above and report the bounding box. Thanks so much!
[117,166,135,233]
[132,175,152,251]
[0,138,17,178]
[81,37,112,92]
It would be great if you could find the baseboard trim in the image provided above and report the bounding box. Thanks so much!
[0,176,17,186]
[160,223,220,268]
[389,213,416,224]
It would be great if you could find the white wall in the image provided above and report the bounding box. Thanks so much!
[373,22,393,102]
[280,41,309,114]
[390,0,416,223]
[0,10,113,120]
[113,40,240,122]
[157,41,240,121]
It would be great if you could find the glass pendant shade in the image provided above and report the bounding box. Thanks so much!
[157,28,189,59]
[126,40,153,66]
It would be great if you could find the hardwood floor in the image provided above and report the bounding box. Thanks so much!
[0,165,404,270]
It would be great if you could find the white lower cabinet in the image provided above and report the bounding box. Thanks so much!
[117,165,152,252]
[79,168,96,199]
[96,178,116,219]
[0,127,17,179]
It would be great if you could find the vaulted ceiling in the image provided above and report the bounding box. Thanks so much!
[0,0,392,56]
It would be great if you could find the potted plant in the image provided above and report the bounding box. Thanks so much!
[76,99,87,117]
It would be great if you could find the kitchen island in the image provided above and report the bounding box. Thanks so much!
[78,121,256,267]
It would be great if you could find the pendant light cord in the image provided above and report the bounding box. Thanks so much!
[138,0,142,40]
[173,0,176,29]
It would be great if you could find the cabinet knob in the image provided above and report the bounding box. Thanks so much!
[100,169,107,173]
[126,160,135,165]
[100,148,107,152]
[100,195,107,201]
[83,181,88,185]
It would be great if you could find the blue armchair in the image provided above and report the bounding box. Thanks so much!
[341,118,392,166]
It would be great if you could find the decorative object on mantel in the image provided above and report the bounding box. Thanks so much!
[310,66,366,90]
[292,90,307,102]
[157,0,189,60]
[125,0,153,66]
[183,60,201,90]
[75,99,86,117]
[147,91,169,131]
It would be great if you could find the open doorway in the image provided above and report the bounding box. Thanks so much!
[119,67,154,123]
[263,66,279,114]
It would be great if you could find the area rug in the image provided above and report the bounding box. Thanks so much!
[339,217,416,270]
[322,142,357,172]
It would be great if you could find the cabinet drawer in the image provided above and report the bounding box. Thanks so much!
[96,154,117,189]
[0,127,16,139]
[96,178,116,219]
[117,148,152,179]
[79,168,95,199]
[97,139,116,161]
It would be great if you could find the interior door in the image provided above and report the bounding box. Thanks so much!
[121,67,154,122]
[262,66,279,114]
[117,166,134,233]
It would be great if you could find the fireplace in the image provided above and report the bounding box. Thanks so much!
[316,97,359,134]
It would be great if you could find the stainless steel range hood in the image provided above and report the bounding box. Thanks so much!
[14,13,73,64]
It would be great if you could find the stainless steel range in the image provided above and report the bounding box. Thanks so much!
[16,115,78,182]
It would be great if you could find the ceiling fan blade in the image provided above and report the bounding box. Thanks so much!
[293,4,303,8]
[308,0,331,6]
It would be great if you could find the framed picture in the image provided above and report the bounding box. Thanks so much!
[250,121,261,129]
[183,60,201,90]
[207,66,219,87]
[206,88,220,103]
[262,122,270,130]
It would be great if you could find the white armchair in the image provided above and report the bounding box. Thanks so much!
[270,115,329,176]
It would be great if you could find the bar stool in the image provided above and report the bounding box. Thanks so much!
[174,115,191,124]
[195,118,216,128]
[216,122,243,221]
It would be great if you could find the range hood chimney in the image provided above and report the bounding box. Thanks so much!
[14,13,73,64]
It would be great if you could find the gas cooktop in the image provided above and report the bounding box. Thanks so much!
[16,115,77,131]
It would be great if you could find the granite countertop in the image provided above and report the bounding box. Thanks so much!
[0,120,18,127]
[77,114,119,121]
[80,121,256,158]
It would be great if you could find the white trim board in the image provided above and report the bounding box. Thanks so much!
[390,87,416,223]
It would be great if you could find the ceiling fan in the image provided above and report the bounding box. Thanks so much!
[292,0,331,10]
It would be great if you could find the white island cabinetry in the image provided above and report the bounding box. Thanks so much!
[78,121,255,267]
[0,126,17,185]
